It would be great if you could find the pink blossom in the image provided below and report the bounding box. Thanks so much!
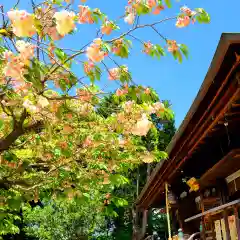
[147,0,157,8]
[86,39,105,62]
[176,16,190,28]
[77,89,92,102]
[180,6,196,17]
[54,10,76,36]
[145,88,151,94]
[123,100,134,113]
[153,5,164,15]
[101,21,113,35]
[108,67,128,80]
[167,40,178,52]
[124,12,135,25]
[142,153,154,163]
[23,99,38,113]
[109,68,119,80]
[37,96,49,108]
[124,6,135,25]
[3,41,35,87]
[7,10,36,37]
[83,61,95,74]
[16,40,35,61]
[143,41,153,54]
[131,114,152,136]
[47,27,62,41]
[116,88,128,96]
[153,102,164,111]
[78,5,94,24]
[62,125,74,134]
[83,136,92,147]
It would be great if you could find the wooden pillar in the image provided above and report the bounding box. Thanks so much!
[200,193,206,239]
[165,182,172,240]
[223,210,231,240]
[141,209,148,238]
[234,206,240,239]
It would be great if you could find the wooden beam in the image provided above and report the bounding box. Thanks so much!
[184,199,240,223]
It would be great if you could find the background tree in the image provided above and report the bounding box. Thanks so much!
[97,87,176,239]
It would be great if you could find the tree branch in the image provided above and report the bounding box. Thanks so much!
[0,120,43,153]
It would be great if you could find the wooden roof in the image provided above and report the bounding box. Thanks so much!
[136,33,240,209]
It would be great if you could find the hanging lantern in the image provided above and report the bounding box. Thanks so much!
[187,177,200,192]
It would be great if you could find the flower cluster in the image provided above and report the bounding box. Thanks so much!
[124,6,136,25]
[131,113,152,136]
[108,67,128,80]
[167,40,178,52]
[148,101,165,114]
[115,84,129,96]
[78,5,94,24]
[7,10,36,37]
[101,20,115,35]
[86,38,106,62]
[54,10,76,36]
[77,89,92,102]
[3,41,35,91]
[126,0,164,23]
[83,61,95,74]
[36,7,62,40]
[143,41,153,54]
[176,6,196,28]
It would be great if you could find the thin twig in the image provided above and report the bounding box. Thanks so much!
[151,25,167,42]
[13,0,20,9]
[106,16,177,43]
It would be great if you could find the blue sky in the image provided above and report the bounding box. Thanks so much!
[2,0,240,127]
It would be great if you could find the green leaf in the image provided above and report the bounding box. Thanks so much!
[103,43,111,53]
[112,197,128,207]
[0,212,7,221]
[7,198,21,211]
[95,66,101,81]
[120,45,129,58]
[3,152,17,162]
[179,44,188,59]
[109,174,129,187]
[0,119,4,130]
[92,14,99,24]
[165,0,171,8]
[55,48,68,62]
[54,148,61,157]
[62,149,71,158]
[195,8,210,23]
[14,149,34,159]
[52,0,64,5]
[176,51,183,63]
[83,192,90,198]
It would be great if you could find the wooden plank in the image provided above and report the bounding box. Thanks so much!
[234,206,240,240]
[184,199,240,223]
[223,210,231,240]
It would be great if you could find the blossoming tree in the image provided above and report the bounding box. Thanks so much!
[0,0,210,236]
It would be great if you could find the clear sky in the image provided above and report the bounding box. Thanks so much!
[2,0,240,128]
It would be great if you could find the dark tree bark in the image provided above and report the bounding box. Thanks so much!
[0,121,43,153]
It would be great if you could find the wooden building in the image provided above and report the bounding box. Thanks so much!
[135,33,240,240]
